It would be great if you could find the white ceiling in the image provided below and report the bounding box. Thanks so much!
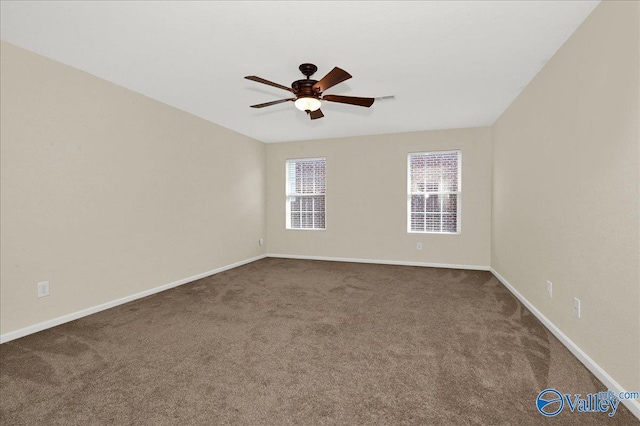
[1,1,599,143]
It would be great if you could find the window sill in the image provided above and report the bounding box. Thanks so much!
[407,231,461,235]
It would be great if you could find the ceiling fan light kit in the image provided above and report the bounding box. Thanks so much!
[245,63,374,120]
[294,97,321,112]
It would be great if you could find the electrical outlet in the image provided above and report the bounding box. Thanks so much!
[546,281,552,297]
[573,297,581,318]
[37,281,50,298]
[259,238,264,246]
[416,243,422,250]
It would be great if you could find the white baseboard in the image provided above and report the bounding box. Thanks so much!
[267,253,490,271]
[0,254,267,344]
[490,268,640,420]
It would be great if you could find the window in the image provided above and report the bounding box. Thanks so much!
[408,151,461,234]
[286,158,326,230]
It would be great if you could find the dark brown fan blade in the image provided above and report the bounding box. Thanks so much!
[250,98,295,108]
[312,67,352,93]
[245,76,294,93]
[309,109,324,120]
[322,95,375,107]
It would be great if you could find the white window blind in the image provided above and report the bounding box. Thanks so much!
[286,158,326,230]
[408,151,461,234]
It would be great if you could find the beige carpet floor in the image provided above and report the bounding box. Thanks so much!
[1,258,637,425]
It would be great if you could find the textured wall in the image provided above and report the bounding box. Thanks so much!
[0,42,266,334]
[492,1,639,392]
[266,127,492,268]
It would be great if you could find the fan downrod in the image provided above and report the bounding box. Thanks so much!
[299,63,318,79]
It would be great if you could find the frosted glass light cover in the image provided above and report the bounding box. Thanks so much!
[295,97,322,112]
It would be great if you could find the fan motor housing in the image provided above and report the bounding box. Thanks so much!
[292,79,320,97]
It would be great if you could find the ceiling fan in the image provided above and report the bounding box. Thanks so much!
[245,63,374,120]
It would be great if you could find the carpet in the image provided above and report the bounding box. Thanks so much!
[1,258,637,424]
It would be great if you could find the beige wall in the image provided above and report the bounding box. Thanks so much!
[492,0,639,392]
[266,128,492,268]
[0,42,266,335]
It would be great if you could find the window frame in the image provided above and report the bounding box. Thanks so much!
[285,157,327,231]
[407,150,462,235]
